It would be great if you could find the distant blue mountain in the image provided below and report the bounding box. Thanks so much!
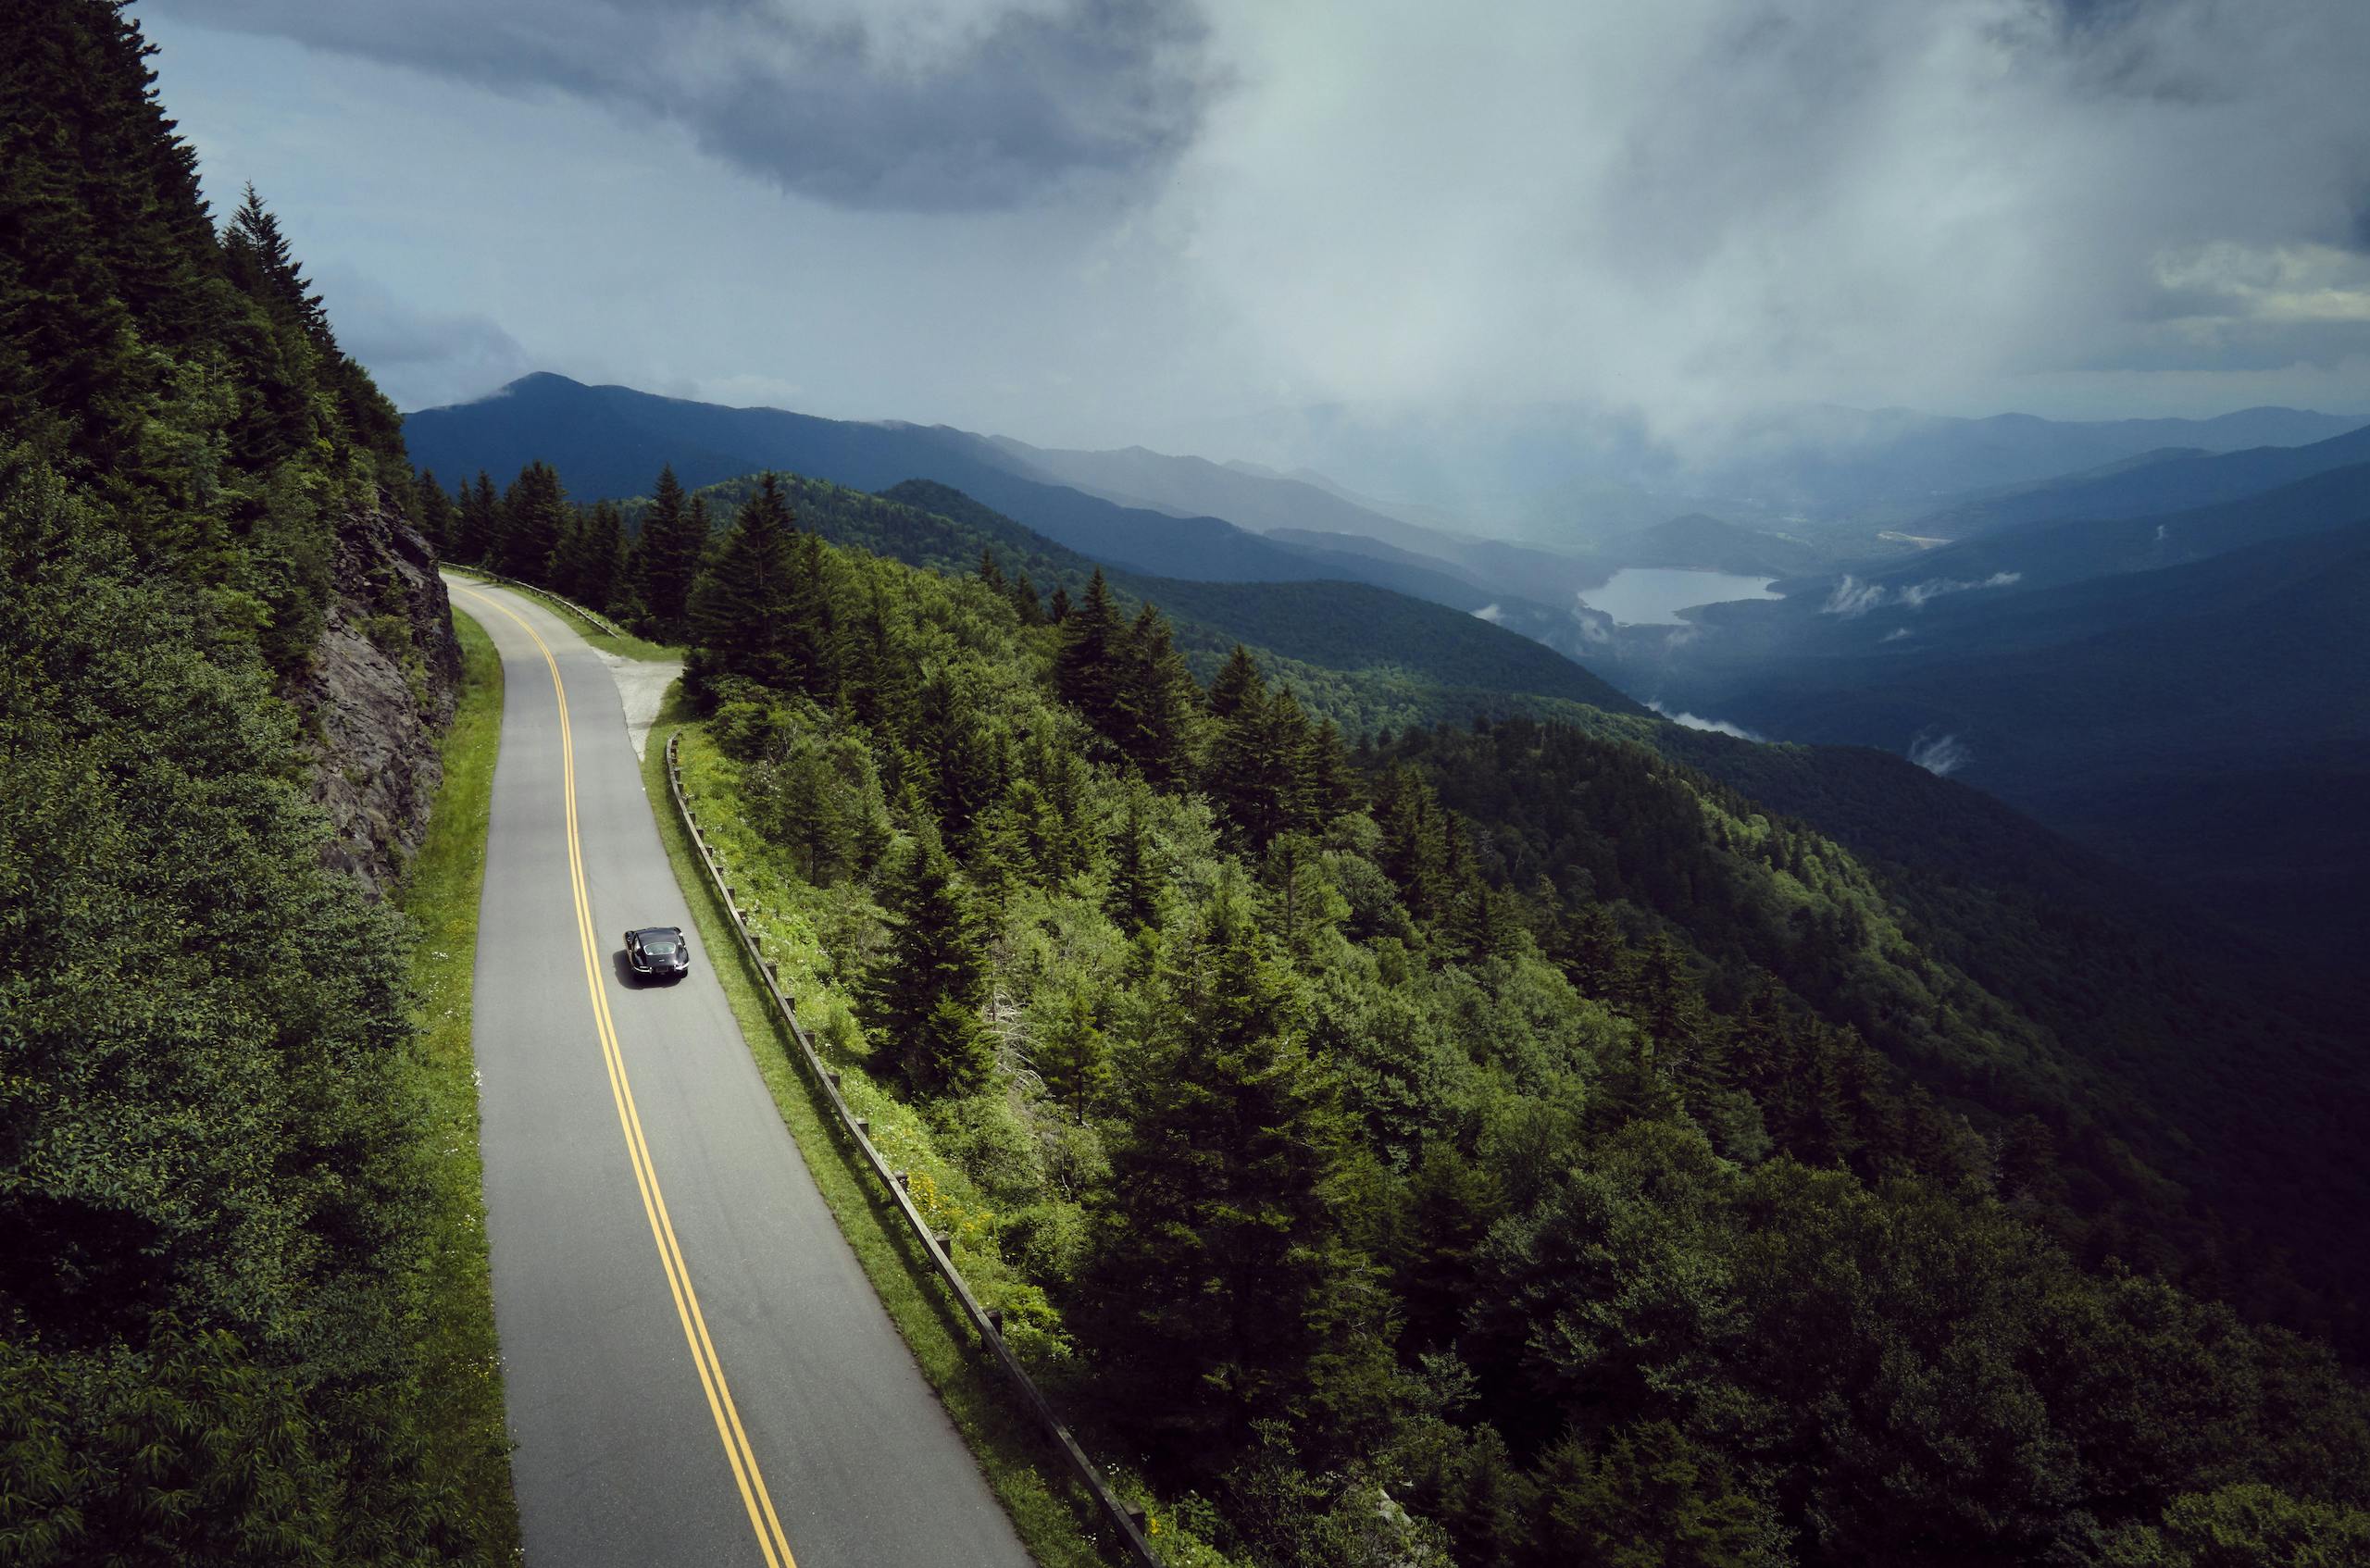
[402,374,1573,627]
[1903,418,2370,541]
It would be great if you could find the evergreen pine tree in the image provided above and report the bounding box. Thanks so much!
[221,183,328,342]
[1636,932,1724,1100]
[912,667,1001,835]
[1008,572,1043,625]
[767,739,852,885]
[783,529,839,699]
[1114,602,1200,786]
[1054,566,1126,736]
[1205,664,1319,852]
[1206,643,1265,720]
[1086,883,1363,1458]
[1308,718,1359,819]
[415,470,457,554]
[549,504,589,600]
[866,814,992,1096]
[495,460,566,582]
[1033,990,1111,1123]
[454,470,499,564]
[1376,766,1453,921]
[689,472,801,688]
[631,466,704,636]
[578,499,627,615]
[1106,786,1164,932]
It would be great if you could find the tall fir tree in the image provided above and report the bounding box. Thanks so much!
[1206,644,1265,719]
[1086,883,1364,1462]
[865,811,992,1096]
[414,469,457,554]
[1204,655,1322,852]
[1054,566,1126,737]
[1034,989,1111,1123]
[572,499,627,614]
[689,472,803,688]
[495,460,566,581]
[1113,603,1201,787]
[220,183,328,342]
[632,465,705,637]
[1106,784,1164,932]
[454,469,500,564]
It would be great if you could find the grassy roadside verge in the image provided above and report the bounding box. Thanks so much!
[397,608,522,1560]
[640,691,1124,1568]
[443,563,682,664]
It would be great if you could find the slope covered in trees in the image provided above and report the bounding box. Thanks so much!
[422,460,1646,734]
[546,462,2369,1564]
[464,454,2370,1345]
[3,6,494,1561]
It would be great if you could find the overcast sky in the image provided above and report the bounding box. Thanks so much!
[137,0,2370,456]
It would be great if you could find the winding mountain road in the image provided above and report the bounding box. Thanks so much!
[448,576,1032,1568]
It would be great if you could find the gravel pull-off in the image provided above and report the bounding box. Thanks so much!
[597,652,683,761]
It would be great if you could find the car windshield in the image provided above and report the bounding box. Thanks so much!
[642,936,678,954]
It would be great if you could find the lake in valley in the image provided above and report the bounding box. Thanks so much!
[1577,567,1783,625]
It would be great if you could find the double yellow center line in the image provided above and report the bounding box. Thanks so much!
[456,587,797,1568]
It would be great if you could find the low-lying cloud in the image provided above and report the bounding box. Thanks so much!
[1825,570,2022,616]
[1650,701,1764,741]
[1909,731,1973,777]
[1160,0,2370,440]
[314,266,532,413]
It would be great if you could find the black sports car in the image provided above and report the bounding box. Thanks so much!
[625,926,692,981]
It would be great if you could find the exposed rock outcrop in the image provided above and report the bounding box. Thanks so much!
[296,493,465,898]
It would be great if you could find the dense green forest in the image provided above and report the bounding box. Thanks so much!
[605,467,1648,733]
[2,6,492,1562]
[445,463,2370,1564]
[444,457,2370,1351]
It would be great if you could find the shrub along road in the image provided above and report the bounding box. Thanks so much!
[446,576,1031,1568]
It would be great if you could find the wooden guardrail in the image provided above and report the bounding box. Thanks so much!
[443,564,631,641]
[664,730,1161,1567]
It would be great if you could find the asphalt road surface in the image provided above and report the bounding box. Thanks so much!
[449,578,1034,1568]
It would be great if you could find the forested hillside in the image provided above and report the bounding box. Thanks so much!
[446,458,2370,1564]
[427,460,1644,732]
[448,456,2370,1336]
[3,6,494,1561]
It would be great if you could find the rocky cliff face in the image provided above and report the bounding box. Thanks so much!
[296,494,465,898]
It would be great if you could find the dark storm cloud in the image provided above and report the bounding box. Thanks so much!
[1162,0,2370,438]
[142,0,2370,446]
[143,0,1214,211]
